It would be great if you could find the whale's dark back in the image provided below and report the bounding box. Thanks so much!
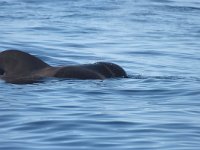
[0,50,49,76]
[0,50,127,84]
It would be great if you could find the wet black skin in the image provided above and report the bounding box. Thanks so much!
[0,50,127,84]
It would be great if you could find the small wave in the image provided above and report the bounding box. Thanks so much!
[149,0,173,3]
[129,75,185,80]
[160,5,200,13]
[128,75,200,83]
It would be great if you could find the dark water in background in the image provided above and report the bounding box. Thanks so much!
[0,0,200,149]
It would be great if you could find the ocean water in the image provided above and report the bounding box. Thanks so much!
[0,0,200,149]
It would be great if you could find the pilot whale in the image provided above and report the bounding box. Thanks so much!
[0,50,127,84]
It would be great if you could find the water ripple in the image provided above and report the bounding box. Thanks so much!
[1,0,200,149]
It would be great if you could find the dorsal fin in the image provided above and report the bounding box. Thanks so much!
[0,50,50,76]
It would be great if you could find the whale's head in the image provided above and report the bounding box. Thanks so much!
[0,50,49,78]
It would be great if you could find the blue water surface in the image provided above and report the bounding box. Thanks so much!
[0,0,200,149]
